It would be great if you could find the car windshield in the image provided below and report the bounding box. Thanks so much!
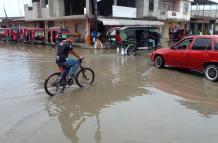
[62,34,72,39]
[35,31,44,37]
[120,30,127,41]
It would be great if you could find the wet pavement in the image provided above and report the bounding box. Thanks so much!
[0,43,218,143]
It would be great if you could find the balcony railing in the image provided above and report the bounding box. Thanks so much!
[191,10,218,18]
[159,10,190,21]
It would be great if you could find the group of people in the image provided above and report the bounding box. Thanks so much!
[169,26,187,43]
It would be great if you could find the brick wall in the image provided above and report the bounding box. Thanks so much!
[24,2,41,20]
[52,0,65,17]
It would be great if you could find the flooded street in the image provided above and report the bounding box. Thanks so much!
[0,44,218,143]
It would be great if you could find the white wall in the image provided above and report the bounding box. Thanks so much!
[113,5,137,18]
[24,2,40,20]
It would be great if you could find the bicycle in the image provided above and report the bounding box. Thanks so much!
[44,58,95,96]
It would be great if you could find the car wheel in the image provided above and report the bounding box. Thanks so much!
[205,65,218,82]
[155,55,165,69]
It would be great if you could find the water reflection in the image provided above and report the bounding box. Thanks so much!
[44,52,147,143]
[1,44,218,143]
[144,67,218,117]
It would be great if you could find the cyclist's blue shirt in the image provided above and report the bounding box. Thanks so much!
[56,40,73,64]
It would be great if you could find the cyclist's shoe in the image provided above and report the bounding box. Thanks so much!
[67,74,75,86]
[60,78,67,86]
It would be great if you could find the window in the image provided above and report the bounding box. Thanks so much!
[163,2,173,11]
[183,3,189,14]
[192,38,211,50]
[175,38,193,50]
[214,39,218,50]
[126,30,135,39]
[149,0,154,12]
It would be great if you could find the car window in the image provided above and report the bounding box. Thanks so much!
[207,39,212,50]
[214,39,218,51]
[192,38,211,50]
[110,30,116,36]
[175,38,193,50]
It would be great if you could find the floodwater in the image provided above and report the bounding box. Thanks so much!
[0,43,218,143]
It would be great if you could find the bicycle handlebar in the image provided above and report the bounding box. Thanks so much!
[78,57,85,63]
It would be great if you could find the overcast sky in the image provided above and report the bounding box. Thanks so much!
[0,0,31,17]
[2,0,218,17]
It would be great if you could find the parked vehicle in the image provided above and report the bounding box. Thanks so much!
[150,35,218,81]
[0,28,7,41]
[30,28,45,44]
[19,27,31,43]
[48,27,73,45]
[8,27,19,42]
[119,26,161,55]
[105,27,122,49]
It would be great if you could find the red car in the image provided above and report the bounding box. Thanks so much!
[150,35,218,81]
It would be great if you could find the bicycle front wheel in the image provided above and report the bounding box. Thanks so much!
[44,72,65,96]
[75,68,95,87]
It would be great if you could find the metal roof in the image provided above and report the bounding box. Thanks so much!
[192,0,218,5]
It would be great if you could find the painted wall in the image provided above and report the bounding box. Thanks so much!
[112,5,137,18]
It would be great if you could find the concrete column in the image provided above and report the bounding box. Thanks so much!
[136,0,144,18]
[40,0,45,8]
[143,0,149,17]
[44,21,49,43]
[48,0,54,17]
[86,0,92,15]
[85,19,91,46]
[162,22,170,46]
[62,21,65,28]
[194,23,198,34]
[114,0,118,5]
[153,0,159,16]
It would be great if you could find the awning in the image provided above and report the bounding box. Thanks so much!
[25,15,95,22]
[98,18,164,26]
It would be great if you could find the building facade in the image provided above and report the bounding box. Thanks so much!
[190,0,218,35]
[23,0,193,44]
[142,0,193,42]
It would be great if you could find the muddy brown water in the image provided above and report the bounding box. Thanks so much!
[0,44,218,143]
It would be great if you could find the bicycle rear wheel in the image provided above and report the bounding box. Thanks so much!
[44,72,65,96]
[75,68,95,87]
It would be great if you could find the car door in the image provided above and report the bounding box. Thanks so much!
[166,38,193,67]
[213,38,218,61]
[187,37,212,71]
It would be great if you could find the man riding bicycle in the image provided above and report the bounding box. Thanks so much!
[56,36,82,82]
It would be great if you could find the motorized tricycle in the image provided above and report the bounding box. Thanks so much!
[48,27,73,45]
[119,26,161,56]
[0,28,7,41]
[30,28,45,44]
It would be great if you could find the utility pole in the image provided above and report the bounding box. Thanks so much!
[94,0,98,40]
[3,1,8,19]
